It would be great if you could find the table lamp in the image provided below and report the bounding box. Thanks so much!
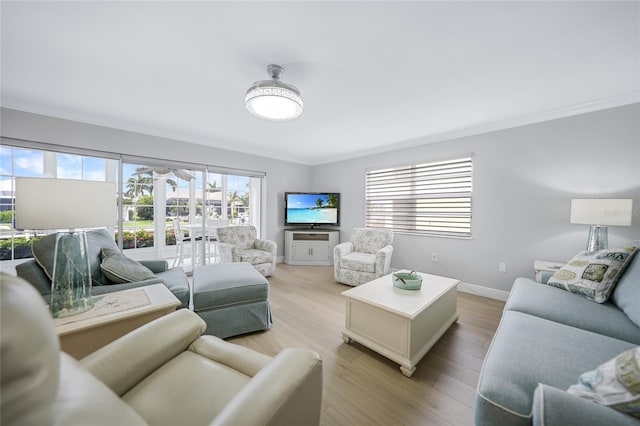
[570,199,633,252]
[15,177,116,318]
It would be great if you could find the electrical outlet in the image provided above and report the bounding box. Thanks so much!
[499,262,507,273]
[431,253,438,262]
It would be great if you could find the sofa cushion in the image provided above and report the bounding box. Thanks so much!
[239,249,272,265]
[612,246,640,328]
[155,268,190,309]
[567,346,640,419]
[475,311,635,426]
[340,252,376,273]
[32,229,119,286]
[506,278,640,344]
[547,246,637,303]
[100,248,155,284]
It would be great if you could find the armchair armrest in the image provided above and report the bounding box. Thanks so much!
[80,309,206,396]
[255,239,277,255]
[211,348,323,426]
[217,242,240,263]
[532,384,639,426]
[139,260,168,273]
[374,244,394,278]
[189,334,272,377]
[333,241,354,259]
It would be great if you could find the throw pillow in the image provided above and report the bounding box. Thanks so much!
[31,233,58,280]
[99,248,155,284]
[567,346,640,418]
[547,246,638,303]
[31,229,120,286]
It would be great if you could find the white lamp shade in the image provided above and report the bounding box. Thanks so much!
[570,199,633,226]
[16,177,116,229]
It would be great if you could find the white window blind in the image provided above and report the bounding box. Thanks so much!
[365,157,473,238]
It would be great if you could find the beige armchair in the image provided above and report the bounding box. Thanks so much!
[216,225,277,276]
[0,273,323,426]
[334,227,394,286]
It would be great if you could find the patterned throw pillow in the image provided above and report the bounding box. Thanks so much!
[547,246,637,303]
[567,346,640,418]
[99,248,155,284]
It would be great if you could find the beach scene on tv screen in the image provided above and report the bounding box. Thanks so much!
[287,193,338,223]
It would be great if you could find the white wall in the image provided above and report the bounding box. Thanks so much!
[3,105,639,294]
[0,107,311,257]
[311,104,640,294]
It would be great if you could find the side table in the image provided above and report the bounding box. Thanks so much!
[533,260,565,283]
[54,284,181,359]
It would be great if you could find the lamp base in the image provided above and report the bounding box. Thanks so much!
[50,231,94,318]
[586,225,608,253]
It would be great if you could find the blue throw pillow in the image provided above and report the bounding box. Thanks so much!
[99,248,155,284]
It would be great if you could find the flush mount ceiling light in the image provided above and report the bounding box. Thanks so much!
[245,64,303,121]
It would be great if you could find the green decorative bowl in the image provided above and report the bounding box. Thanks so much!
[392,271,423,290]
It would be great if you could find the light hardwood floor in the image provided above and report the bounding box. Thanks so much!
[227,264,505,426]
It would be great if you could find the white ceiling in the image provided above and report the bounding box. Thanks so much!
[1,1,639,165]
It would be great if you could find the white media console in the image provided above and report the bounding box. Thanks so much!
[284,229,339,266]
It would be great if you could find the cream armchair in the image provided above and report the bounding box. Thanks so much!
[334,227,394,286]
[0,273,323,426]
[216,225,277,276]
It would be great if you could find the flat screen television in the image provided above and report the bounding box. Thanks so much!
[285,192,340,227]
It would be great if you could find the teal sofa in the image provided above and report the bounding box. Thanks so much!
[475,248,640,426]
[15,229,190,309]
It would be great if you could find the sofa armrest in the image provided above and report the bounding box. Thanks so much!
[139,260,168,273]
[15,259,52,297]
[211,348,323,426]
[374,244,394,278]
[80,309,206,396]
[189,334,272,377]
[532,384,639,426]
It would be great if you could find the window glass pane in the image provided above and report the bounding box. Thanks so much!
[205,173,223,219]
[14,149,43,177]
[83,157,106,181]
[122,163,155,250]
[0,146,12,175]
[227,175,250,225]
[57,153,82,179]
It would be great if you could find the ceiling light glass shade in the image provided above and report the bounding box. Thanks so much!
[245,65,303,121]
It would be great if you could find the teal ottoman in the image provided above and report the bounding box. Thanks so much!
[192,262,271,338]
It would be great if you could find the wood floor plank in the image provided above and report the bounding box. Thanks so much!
[227,264,505,426]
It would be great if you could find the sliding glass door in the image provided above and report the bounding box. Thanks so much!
[1,139,265,274]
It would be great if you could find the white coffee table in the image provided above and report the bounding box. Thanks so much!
[341,271,460,377]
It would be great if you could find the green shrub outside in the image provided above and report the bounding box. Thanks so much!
[0,211,12,224]
[1,229,176,260]
[0,236,41,260]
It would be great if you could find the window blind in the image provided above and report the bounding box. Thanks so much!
[365,157,472,238]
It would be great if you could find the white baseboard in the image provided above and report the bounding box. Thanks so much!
[458,281,510,302]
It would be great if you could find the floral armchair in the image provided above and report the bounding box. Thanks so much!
[333,227,394,286]
[215,226,277,277]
